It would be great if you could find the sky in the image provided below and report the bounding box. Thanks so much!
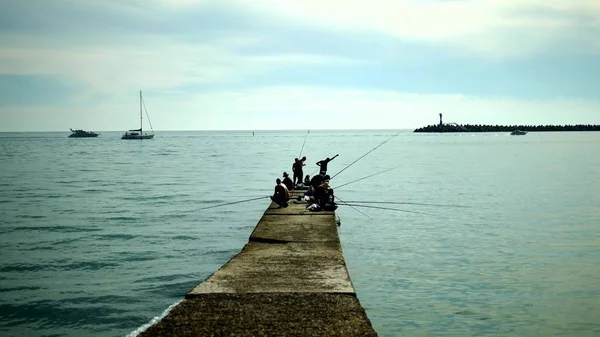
[0,0,599,131]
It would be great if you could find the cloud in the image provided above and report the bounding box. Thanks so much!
[0,31,364,97]
[244,0,600,59]
[1,0,598,131]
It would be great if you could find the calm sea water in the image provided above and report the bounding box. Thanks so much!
[0,130,598,337]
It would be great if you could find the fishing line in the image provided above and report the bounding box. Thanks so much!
[142,97,154,132]
[331,130,401,180]
[298,129,310,159]
[340,203,435,216]
[197,196,270,210]
[334,164,403,190]
[335,195,373,220]
[342,201,469,208]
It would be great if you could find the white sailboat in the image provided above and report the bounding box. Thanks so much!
[122,90,155,140]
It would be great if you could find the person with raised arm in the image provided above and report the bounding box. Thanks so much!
[316,154,338,176]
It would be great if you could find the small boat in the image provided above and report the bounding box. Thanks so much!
[122,91,155,140]
[69,128,99,138]
[510,130,527,135]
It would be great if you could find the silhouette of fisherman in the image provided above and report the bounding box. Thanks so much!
[270,178,290,208]
[292,156,306,186]
[282,172,294,191]
[316,154,338,176]
[310,174,329,204]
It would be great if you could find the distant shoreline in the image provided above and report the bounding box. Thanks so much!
[414,124,600,133]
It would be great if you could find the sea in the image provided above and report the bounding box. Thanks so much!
[0,130,598,337]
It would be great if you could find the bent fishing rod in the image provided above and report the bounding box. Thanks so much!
[298,129,310,159]
[196,196,270,210]
[335,195,373,220]
[339,203,436,216]
[333,164,403,190]
[330,130,402,180]
[340,201,469,208]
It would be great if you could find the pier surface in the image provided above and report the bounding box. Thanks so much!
[138,190,377,336]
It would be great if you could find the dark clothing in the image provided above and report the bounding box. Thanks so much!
[282,176,294,191]
[310,174,324,189]
[314,185,326,206]
[316,158,331,175]
[292,159,305,186]
[292,169,303,186]
[320,189,337,211]
[270,195,289,208]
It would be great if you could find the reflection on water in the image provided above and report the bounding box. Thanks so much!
[0,130,599,337]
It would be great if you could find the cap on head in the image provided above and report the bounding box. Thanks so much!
[283,172,289,177]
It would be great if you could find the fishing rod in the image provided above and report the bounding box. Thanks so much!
[335,195,373,220]
[298,129,310,159]
[333,164,403,190]
[196,196,270,210]
[340,203,435,216]
[331,131,401,180]
[341,201,469,208]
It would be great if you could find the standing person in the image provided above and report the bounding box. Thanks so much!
[292,158,301,186]
[316,154,338,176]
[292,157,306,186]
[282,172,294,191]
[270,178,290,208]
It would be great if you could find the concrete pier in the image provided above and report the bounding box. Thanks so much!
[139,190,377,336]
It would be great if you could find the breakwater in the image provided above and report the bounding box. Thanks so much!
[414,124,600,133]
[137,189,377,336]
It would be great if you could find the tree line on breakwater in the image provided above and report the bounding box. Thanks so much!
[413,124,600,133]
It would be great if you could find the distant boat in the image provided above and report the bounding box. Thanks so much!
[69,128,99,138]
[510,130,527,135]
[122,91,155,140]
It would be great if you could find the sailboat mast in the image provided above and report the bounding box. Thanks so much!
[139,90,143,134]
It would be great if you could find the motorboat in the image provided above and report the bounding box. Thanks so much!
[69,128,99,138]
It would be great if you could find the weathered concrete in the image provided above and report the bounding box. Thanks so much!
[188,241,354,294]
[138,188,377,336]
[138,293,377,337]
[250,213,338,243]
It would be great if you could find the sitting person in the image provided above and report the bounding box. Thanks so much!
[317,180,331,207]
[307,187,336,211]
[270,178,290,208]
[303,174,311,186]
[322,188,337,211]
[282,172,294,191]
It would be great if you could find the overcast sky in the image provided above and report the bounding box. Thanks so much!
[1,0,599,131]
